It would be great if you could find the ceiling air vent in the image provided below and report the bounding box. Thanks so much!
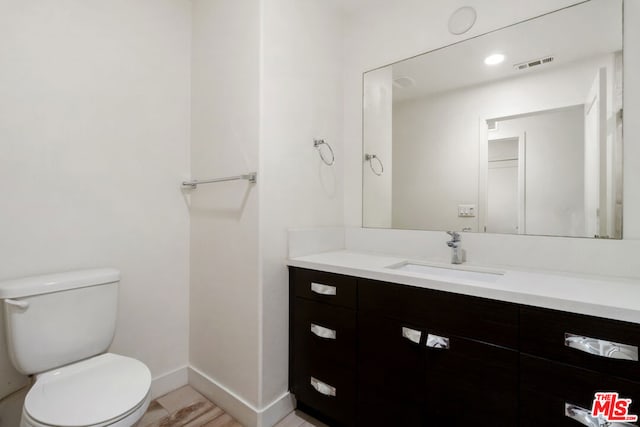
[513,55,555,71]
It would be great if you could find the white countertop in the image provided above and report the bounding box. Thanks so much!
[288,250,640,324]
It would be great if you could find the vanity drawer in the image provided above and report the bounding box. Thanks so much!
[520,306,640,381]
[291,268,357,309]
[520,354,640,427]
[293,298,356,368]
[359,279,518,348]
[292,362,356,426]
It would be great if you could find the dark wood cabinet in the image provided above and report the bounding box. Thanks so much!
[357,278,519,426]
[289,268,357,426]
[289,267,640,427]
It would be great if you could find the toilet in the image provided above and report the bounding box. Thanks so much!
[0,269,152,427]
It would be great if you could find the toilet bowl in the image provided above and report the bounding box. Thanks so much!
[0,269,152,427]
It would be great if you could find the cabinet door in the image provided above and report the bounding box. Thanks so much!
[424,333,519,426]
[358,312,426,426]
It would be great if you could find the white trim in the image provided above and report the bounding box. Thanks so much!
[150,365,189,399]
[478,117,489,233]
[188,366,294,427]
[258,391,295,427]
[518,132,527,234]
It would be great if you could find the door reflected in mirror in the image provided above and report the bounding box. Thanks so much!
[362,0,623,239]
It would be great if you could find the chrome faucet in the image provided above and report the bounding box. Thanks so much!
[446,231,464,264]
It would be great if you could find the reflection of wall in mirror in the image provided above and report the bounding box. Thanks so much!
[363,66,393,227]
[490,107,585,237]
[390,52,620,236]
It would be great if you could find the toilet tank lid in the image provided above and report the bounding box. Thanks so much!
[0,268,120,299]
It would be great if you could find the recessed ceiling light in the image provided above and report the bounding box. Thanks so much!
[484,54,505,66]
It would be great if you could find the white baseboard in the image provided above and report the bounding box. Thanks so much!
[258,391,294,427]
[188,366,294,427]
[151,365,189,399]
[0,365,292,427]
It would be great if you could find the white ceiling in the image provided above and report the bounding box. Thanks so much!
[386,0,622,102]
[335,0,387,15]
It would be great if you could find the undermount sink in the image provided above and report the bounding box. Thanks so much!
[388,262,504,283]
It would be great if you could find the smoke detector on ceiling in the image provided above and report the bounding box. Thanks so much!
[448,6,477,35]
[514,55,555,71]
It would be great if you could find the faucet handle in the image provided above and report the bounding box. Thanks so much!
[446,231,460,241]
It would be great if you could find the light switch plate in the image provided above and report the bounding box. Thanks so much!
[458,204,476,217]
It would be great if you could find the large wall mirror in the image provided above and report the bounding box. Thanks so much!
[362,0,623,239]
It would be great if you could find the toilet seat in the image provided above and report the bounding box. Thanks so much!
[22,353,151,427]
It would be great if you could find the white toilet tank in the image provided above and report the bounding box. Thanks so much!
[0,269,120,375]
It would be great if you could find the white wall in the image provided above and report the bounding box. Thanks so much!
[0,0,191,402]
[260,0,345,408]
[494,108,585,237]
[189,0,261,409]
[362,67,393,227]
[188,0,344,421]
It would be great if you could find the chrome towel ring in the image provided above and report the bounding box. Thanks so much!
[364,153,384,176]
[314,139,335,166]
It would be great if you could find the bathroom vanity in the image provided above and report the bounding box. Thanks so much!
[289,0,633,424]
[288,251,640,427]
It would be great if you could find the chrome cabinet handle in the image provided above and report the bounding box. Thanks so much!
[310,323,337,340]
[564,402,637,427]
[401,327,422,344]
[5,299,29,310]
[310,282,337,296]
[565,403,602,427]
[310,377,336,397]
[565,333,638,361]
[426,334,450,349]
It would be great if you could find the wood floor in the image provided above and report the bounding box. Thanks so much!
[138,386,326,427]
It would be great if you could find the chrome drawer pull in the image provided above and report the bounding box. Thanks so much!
[426,334,450,349]
[565,333,638,361]
[564,403,601,427]
[310,323,337,340]
[401,327,422,344]
[310,377,336,397]
[564,402,637,427]
[310,282,337,296]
